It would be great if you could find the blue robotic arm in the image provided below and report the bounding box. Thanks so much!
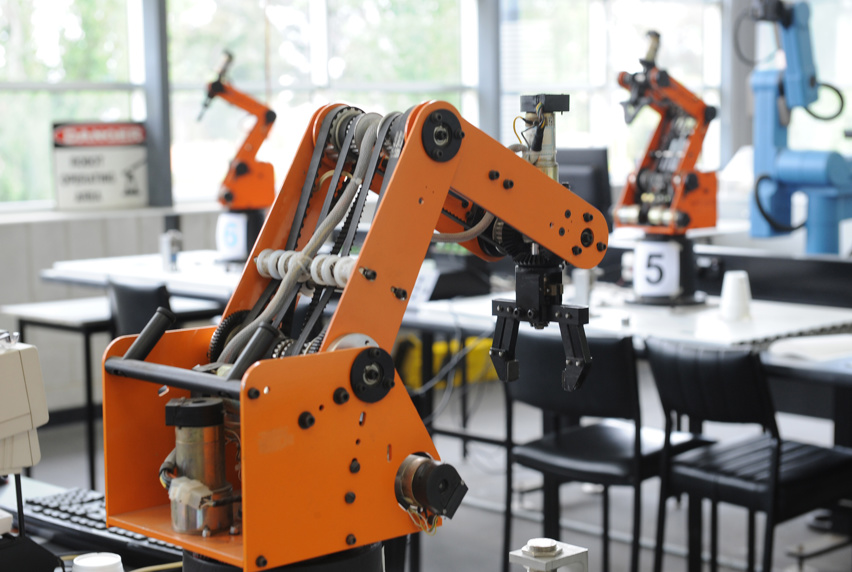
[749,0,852,254]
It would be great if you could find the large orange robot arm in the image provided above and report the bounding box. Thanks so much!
[101,101,608,571]
[614,31,717,235]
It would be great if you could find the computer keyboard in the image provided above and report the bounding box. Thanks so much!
[15,487,182,565]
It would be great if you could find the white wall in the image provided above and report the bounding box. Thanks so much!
[0,207,219,412]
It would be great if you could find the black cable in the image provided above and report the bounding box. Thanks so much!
[805,82,845,121]
[734,8,778,67]
[753,174,806,232]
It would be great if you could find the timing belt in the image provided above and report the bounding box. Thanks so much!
[288,112,402,356]
[238,105,349,327]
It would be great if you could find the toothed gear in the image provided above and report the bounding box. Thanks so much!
[271,338,296,359]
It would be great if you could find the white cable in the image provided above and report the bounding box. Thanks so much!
[221,113,382,363]
[432,212,495,244]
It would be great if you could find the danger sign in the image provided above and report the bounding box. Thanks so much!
[53,122,148,210]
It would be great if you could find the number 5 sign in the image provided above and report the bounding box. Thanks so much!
[633,239,682,298]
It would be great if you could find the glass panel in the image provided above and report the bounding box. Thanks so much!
[500,0,591,88]
[608,1,714,90]
[0,0,130,83]
[170,87,465,202]
[168,0,312,87]
[326,0,462,85]
[0,90,134,202]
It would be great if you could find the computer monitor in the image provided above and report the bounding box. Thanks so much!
[556,148,613,231]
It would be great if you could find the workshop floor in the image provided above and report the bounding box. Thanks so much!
[31,361,852,571]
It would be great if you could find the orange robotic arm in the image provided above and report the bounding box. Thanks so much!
[101,101,608,571]
[200,52,277,211]
[614,31,717,235]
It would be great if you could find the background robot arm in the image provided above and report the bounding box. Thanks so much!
[613,31,718,235]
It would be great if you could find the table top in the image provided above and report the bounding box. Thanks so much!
[41,250,244,302]
[410,283,852,348]
[1,296,223,329]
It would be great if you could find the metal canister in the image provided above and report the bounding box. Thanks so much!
[165,397,233,535]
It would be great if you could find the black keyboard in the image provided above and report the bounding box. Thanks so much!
[18,487,182,565]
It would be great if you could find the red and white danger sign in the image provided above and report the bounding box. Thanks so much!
[53,122,148,210]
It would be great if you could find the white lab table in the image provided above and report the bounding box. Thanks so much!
[41,250,244,303]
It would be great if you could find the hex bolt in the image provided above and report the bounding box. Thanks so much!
[298,411,315,429]
[345,491,356,504]
[350,458,361,473]
[346,534,357,546]
[489,170,500,180]
[247,387,260,399]
[256,556,267,568]
[503,179,514,190]
[333,387,350,404]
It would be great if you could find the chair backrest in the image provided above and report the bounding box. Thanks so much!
[644,337,779,435]
[508,333,639,421]
[107,278,171,337]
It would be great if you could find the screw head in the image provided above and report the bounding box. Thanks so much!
[346,534,357,546]
[333,387,350,404]
[247,387,261,399]
[503,179,514,190]
[298,411,315,429]
[345,491,356,504]
[489,170,500,180]
[256,555,268,567]
[572,246,582,255]
[350,458,361,473]
[583,212,594,222]
[597,242,607,252]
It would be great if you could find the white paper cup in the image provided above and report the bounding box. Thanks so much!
[719,270,752,321]
[73,552,124,572]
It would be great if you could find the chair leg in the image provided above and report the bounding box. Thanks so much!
[687,495,702,572]
[503,455,513,572]
[631,483,641,572]
[762,512,775,572]
[710,501,718,572]
[747,510,756,572]
[602,485,610,572]
[542,476,561,540]
[653,483,668,572]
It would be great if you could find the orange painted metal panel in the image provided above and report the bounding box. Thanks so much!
[238,349,439,571]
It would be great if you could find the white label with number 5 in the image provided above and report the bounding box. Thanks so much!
[633,240,681,298]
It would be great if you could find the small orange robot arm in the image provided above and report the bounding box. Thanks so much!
[614,31,717,235]
[200,51,277,211]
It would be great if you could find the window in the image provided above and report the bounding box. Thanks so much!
[499,0,722,183]
[167,0,472,203]
[783,0,852,155]
[0,0,143,205]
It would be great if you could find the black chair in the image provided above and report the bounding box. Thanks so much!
[645,338,852,572]
[502,334,708,572]
[106,278,172,337]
